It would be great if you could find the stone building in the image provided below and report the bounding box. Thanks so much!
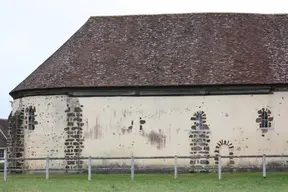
[8,13,288,172]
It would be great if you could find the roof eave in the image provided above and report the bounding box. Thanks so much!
[9,83,288,99]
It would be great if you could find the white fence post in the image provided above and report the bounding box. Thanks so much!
[88,156,92,181]
[4,157,7,182]
[262,154,266,178]
[131,156,134,181]
[218,155,222,180]
[174,155,178,179]
[46,157,49,180]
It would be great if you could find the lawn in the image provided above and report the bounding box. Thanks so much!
[0,172,288,192]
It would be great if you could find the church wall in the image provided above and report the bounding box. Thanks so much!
[10,95,68,170]
[9,92,288,172]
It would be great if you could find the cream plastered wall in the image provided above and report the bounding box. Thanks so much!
[11,92,288,170]
[12,95,68,169]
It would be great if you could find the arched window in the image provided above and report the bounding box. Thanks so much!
[28,107,35,130]
[260,110,268,128]
[256,108,273,129]
[195,112,204,130]
[190,111,208,131]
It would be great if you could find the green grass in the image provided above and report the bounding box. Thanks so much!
[0,173,288,192]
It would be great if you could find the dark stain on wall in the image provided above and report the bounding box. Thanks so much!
[129,120,133,129]
[189,111,211,172]
[7,110,25,173]
[119,117,166,149]
[64,98,84,171]
[140,117,146,131]
[121,117,147,134]
[94,118,102,139]
[83,118,102,139]
[121,120,133,134]
[84,125,102,139]
[137,117,166,150]
[145,130,166,150]
[214,140,235,165]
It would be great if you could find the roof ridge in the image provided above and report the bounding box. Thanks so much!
[88,12,288,18]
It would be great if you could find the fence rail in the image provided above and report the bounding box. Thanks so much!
[2,154,288,161]
[1,154,288,182]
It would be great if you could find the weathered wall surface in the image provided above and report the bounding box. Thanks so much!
[10,96,67,170]
[9,92,288,171]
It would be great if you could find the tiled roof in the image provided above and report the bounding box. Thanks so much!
[0,119,7,147]
[10,13,288,94]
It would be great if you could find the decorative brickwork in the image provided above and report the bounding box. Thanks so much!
[64,98,84,171]
[214,140,235,166]
[189,111,211,172]
[7,110,25,173]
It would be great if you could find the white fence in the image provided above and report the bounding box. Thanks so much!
[1,154,288,182]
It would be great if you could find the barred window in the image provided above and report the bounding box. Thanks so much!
[28,107,35,130]
[195,112,204,130]
[261,110,268,128]
[0,149,4,158]
[257,108,273,129]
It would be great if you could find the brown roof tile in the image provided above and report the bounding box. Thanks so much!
[10,13,288,94]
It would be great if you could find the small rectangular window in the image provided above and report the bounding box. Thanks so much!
[28,107,35,130]
[257,108,273,130]
[0,149,4,158]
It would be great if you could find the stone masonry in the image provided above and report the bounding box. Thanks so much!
[7,109,25,173]
[64,98,84,171]
[189,111,211,172]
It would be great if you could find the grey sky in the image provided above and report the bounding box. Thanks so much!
[1,0,288,118]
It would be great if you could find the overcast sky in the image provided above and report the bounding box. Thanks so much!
[1,0,288,118]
